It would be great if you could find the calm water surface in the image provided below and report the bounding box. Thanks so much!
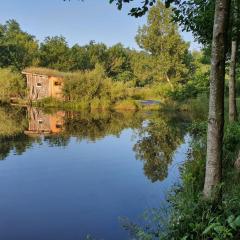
[0,107,191,240]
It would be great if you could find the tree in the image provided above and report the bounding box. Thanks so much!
[203,0,230,201]
[169,0,215,45]
[0,19,39,70]
[39,36,70,71]
[130,50,155,86]
[105,43,131,80]
[229,0,240,122]
[68,44,91,71]
[84,41,108,69]
[135,1,189,89]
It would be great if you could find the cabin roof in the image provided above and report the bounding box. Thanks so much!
[22,67,66,78]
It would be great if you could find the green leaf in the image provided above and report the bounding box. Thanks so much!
[203,223,219,235]
[233,216,240,227]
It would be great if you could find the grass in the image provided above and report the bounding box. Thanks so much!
[113,99,139,111]
[32,97,163,112]
[23,67,67,78]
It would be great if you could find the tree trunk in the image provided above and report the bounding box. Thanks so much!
[234,150,240,171]
[229,40,238,122]
[166,74,174,90]
[203,0,230,201]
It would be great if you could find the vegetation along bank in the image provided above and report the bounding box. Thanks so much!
[0,2,210,111]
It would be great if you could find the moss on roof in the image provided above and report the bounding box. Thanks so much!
[23,67,67,78]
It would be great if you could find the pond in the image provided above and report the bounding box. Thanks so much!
[0,106,192,240]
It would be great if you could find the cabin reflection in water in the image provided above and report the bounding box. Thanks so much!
[24,108,65,135]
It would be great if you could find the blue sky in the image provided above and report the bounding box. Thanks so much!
[0,0,200,50]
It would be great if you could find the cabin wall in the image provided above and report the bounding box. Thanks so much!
[26,74,49,100]
[49,76,64,100]
[25,73,64,100]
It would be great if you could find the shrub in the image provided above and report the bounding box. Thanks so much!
[110,82,128,102]
[63,64,109,101]
[113,100,139,111]
[0,68,26,102]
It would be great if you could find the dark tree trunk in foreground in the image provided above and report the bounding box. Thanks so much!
[203,0,230,201]
[229,40,238,122]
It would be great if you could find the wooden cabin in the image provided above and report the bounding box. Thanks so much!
[22,70,64,100]
[24,108,65,135]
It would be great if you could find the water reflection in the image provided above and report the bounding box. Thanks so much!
[0,105,192,240]
[134,113,188,182]
[0,106,191,184]
[25,108,65,135]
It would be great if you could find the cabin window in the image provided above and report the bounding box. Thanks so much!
[38,120,43,124]
[36,82,42,87]
[56,124,62,129]
[54,81,61,86]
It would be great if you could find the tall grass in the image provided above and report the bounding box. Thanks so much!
[0,68,26,102]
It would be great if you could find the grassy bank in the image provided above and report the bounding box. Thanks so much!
[32,97,162,112]
[163,121,240,240]
[1,66,166,111]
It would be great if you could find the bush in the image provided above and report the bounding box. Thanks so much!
[113,100,139,111]
[0,68,26,102]
[63,64,110,101]
[167,72,209,101]
[63,64,132,108]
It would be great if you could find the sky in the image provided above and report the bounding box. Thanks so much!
[0,0,200,50]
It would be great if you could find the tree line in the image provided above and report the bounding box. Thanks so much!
[0,6,209,102]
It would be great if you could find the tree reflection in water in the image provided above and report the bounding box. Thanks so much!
[133,113,190,182]
[0,106,146,159]
[0,106,191,184]
[0,106,40,160]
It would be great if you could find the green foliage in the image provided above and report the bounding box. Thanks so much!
[68,44,91,71]
[0,18,210,106]
[85,41,108,68]
[129,51,155,87]
[39,36,70,71]
[223,122,240,167]
[0,106,27,137]
[0,68,26,102]
[168,51,210,101]
[23,66,67,77]
[0,106,147,160]
[0,19,39,70]
[113,99,139,110]
[171,0,215,45]
[134,112,189,182]
[63,64,111,101]
[169,122,240,239]
[104,43,131,80]
[135,1,190,87]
